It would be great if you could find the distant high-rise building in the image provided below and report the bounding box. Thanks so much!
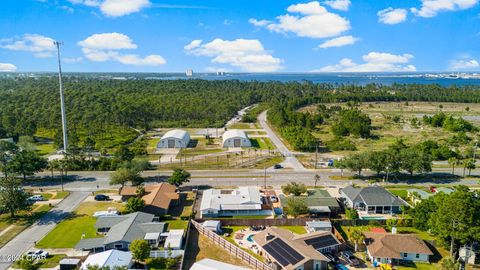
[216,71,225,76]
[186,69,193,77]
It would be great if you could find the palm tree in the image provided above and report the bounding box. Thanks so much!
[350,229,365,252]
[448,157,458,175]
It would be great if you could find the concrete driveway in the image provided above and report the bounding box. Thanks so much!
[0,191,88,270]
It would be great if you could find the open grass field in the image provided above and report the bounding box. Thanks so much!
[298,101,480,159]
[227,122,256,129]
[35,143,56,156]
[250,138,274,150]
[278,226,307,234]
[36,201,123,248]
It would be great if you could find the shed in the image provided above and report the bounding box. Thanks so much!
[202,220,222,234]
[59,258,81,270]
[306,221,333,233]
[161,229,184,250]
[157,129,190,148]
[222,129,251,148]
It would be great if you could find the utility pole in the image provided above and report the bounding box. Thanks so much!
[54,41,68,154]
[315,143,318,169]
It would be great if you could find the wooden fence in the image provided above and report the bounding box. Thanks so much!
[191,220,274,270]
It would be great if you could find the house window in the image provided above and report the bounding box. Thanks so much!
[114,244,123,249]
[403,253,408,258]
[416,254,420,259]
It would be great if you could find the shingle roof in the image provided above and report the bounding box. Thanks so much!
[364,232,433,259]
[120,183,179,210]
[75,238,106,250]
[342,186,406,206]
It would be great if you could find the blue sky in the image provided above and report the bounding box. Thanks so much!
[0,0,479,72]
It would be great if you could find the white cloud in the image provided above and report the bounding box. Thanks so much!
[411,0,478,18]
[315,52,416,72]
[249,18,271,27]
[252,1,350,39]
[78,32,166,66]
[68,0,150,17]
[0,63,17,72]
[324,0,351,11]
[63,57,83,63]
[378,8,408,24]
[450,59,479,70]
[184,38,283,72]
[0,34,56,58]
[318,35,359,48]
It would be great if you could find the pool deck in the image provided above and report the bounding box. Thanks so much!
[233,228,262,254]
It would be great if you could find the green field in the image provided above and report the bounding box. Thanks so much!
[36,201,124,248]
[250,138,274,150]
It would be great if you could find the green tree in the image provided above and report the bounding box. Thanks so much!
[349,229,365,252]
[0,141,18,177]
[448,157,458,175]
[281,182,307,196]
[167,168,191,187]
[345,208,359,220]
[125,197,145,213]
[284,197,308,218]
[16,256,38,270]
[110,168,142,189]
[114,145,134,162]
[438,256,459,270]
[9,150,48,181]
[130,239,151,262]
[314,174,320,188]
[0,176,30,218]
[464,158,476,176]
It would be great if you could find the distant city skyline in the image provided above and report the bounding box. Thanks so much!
[1,0,479,72]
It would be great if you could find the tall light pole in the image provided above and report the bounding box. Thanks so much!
[54,41,68,154]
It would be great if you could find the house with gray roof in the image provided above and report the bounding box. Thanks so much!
[279,189,340,217]
[407,189,433,205]
[76,212,166,252]
[340,186,407,214]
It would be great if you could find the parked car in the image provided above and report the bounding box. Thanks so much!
[34,250,49,258]
[270,195,278,203]
[94,194,109,201]
[27,195,44,202]
[273,164,283,169]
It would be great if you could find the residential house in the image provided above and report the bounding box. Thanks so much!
[120,183,179,216]
[190,258,251,270]
[363,232,433,265]
[80,250,132,270]
[306,221,333,233]
[75,212,166,252]
[340,186,407,214]
[200,187,272,218]
[254,227,341,270]
[280,189,340,217]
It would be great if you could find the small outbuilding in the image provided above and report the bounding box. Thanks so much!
[80,250,132,270]
[222,129,251,148]
[59,258,81,270]
[157,129,191,148]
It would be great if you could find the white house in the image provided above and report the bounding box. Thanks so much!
[200,187,271,218]
[157,129,191,148]
[190,258,251,270]
[80,250,132,270]
[363,232,433,265]
[222,129,251,148]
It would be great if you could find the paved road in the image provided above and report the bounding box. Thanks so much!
[258,111,306,171]
[0,191,89,270]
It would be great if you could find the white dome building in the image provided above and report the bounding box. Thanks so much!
[222,129,251,148]
[157,129,191,148]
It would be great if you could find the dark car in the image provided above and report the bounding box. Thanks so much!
[273,164,283,169]
[94,194,109,201]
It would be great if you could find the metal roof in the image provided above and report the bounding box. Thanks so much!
[190,258,251,270]
[81,250,132,270]
[161,129,190,141]
[200,187,262,212]
[222,129,249,142]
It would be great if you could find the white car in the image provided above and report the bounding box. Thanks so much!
[28,195,44,202]
[34,250,49,258]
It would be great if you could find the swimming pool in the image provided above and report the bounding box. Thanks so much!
[361,216,386,220]
[246,234,255,242]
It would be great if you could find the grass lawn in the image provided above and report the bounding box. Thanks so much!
[398,262,438,270]
[187,233,249,267]
[13,254,67,269]
[252,156,284,169]
[36,201,123,248]
[250,138,274,150]
[52,191,70,199]
[387,188,408,199]
[278,226,307,235]
[228,123,254,129]
[165,220,188,230]
[35,143,56,156]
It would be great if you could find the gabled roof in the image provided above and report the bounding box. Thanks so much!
[364,232,433,259]
[200,187,262,211]
[341,186,406,206]
[81,250,132,270]
[77,212,166,249]
[254,227,337,270]
[120,183,179,210]
[161,129,190,141]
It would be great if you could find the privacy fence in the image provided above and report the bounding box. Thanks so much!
[191,220,274,270]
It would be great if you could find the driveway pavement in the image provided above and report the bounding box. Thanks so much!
[0,191,88,270]
[258,110,307,171]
